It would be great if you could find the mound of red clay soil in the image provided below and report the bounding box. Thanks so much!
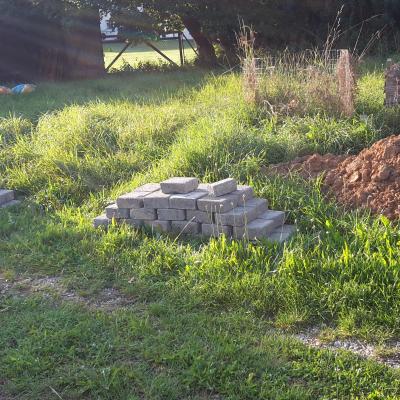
[270,135,400,220]
[270,153,347,179]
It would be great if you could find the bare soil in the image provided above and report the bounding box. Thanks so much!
[270,135,400,220]
[0,274,134,311]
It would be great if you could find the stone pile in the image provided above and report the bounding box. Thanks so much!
[94,178,295,243]
[0,189,20,209]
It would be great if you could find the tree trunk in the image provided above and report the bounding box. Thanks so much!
[0,8,105,82]
[182,17,217,66]
[63,9,106,80]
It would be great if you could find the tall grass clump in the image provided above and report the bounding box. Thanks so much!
[247,50,357,117]
[0,100,194,208]
[239,22,359,117]
[238,24,260,105]
[0,116,32,148]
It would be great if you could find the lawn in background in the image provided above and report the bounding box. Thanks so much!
[103,39,197,70]
[1,61,400,398]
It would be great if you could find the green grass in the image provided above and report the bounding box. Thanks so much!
[1,64,400,398]
[103,40,197,70]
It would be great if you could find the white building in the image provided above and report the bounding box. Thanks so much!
[100,13,119,41]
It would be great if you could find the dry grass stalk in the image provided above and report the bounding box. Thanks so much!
[238,24,260,105]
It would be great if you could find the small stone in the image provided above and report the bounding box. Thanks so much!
[383,143,400,158]
[373,164,392,182]
[267,225,296,243]
[349,171,361,183]
[160,177,199,194]
[145,220,171,233]
[169,190,208,209]
[207,178,237,197]
[171,221,200,235]
[143,190,170,209]
[93,214,110,228]
[0,189,15,206]
[105,204,130,219]
[157,208,186,221]
[202,224,232,238]
[130,208,157,220]
[186,210,213,224]
[361,168,371,182]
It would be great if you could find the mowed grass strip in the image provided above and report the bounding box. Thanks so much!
[1,65,400,398]
[1,295,400,399]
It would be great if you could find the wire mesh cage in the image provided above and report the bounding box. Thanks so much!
[244,49,344,77]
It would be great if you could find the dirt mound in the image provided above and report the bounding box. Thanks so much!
[270,153,347,179]
[271,135,400,220]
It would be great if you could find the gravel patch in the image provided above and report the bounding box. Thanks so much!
[0,274,134,311]
[295,327,400,369]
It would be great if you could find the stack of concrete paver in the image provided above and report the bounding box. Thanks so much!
[0,189,20,209]
[94,178,295,243]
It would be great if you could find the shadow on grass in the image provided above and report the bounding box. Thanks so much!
[0,69,212,122]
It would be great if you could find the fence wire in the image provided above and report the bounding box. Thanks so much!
[245,49,343,77]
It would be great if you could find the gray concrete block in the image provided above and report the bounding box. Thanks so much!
[171,221,200,235]
[93,214,110,228]
[0,200,21,209]
[197,183,209,191]
[145,220,171,233]
[157,208,186,221]
[246,198,268,214]
[143,190,170,209]
[258,210,286,226]
[130,208,157,220]
[215,203,259,226]
[197,193,238,213]
[135,183,161,193]
[169,190,208,210]
[233,218,278,240]
[105,203,130,219]
[160,177,199,194]
[0,189,15,206]
[117,191,147,209]
[202,223,232,238]
[186,210,213,224]
[124,219,143,228]
[117,183,161,209]
[207,178,237,197]
[267,225,296,244]
[231,185,254,206]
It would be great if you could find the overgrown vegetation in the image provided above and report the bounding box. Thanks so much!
[1,64,400,398]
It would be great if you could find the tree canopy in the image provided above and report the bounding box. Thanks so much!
[0,0,106,81]
[1,0,399,80]
[106,0,400,64]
